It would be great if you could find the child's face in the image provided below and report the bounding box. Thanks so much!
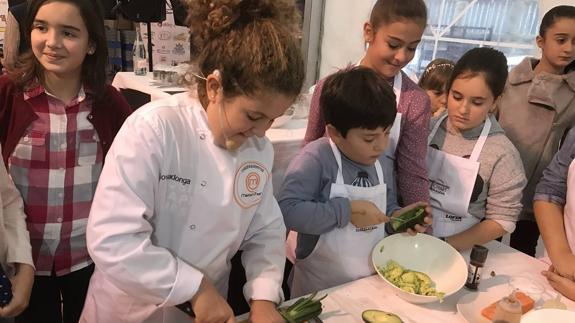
[446,74,495,133]
[363,20,424,78]
[330,126,391,166]
[537,18,575,72]
[426,89,447,114]
[31,2,93,80]
[206,86,294,150]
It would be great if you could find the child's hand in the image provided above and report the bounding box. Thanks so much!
[391,202,432,235]
[249,300,283,323]
[190,277,235,323]
[0,263,34,318]
[350,200,388,228]
[542,265,575,302]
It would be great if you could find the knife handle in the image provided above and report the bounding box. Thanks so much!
[176,301,195,317]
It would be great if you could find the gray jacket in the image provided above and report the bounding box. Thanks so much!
[498,58,575,220]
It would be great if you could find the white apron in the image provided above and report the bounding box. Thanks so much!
[427,115,491,238]
[290,140,387,297]
[386,72,403,158]
[80,100,276,323]
[542,159,575,263]
[286,71,402,265]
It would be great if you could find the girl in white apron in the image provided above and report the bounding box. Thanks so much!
[279,67,431,298]
[535,128,575,301]
[427,47,526,251]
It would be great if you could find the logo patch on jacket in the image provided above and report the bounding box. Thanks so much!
[234,161,269,208]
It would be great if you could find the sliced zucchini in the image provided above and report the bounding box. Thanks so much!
[391,206,426,232]
[362,310,403,323]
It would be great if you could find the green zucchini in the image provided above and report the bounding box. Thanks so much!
[362,310,403,323]
[391,206,426,232]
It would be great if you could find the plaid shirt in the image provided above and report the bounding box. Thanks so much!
[8,84,103,276]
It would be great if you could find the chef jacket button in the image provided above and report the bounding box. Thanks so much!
[199,133,206,140]
[200,180,207,187]
[189,224,196,230]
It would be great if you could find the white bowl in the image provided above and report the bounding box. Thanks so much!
[521,309,575,323]
[371,233,467,304]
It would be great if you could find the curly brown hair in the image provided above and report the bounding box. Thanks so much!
[186,0,305,106]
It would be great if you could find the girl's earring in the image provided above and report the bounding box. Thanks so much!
[88,48,95,55]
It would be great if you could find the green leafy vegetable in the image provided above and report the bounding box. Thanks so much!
[278,292,327,323]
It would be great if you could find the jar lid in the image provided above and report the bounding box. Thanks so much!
[470,244,488,263]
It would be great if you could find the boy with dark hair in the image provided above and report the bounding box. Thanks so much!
[279,66,430,297]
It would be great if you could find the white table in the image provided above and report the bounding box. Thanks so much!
[111,72,307,196]
[111,72,187,101]
[237,241,575,322]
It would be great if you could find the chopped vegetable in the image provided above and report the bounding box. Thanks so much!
[278,292,327,323]
[377,260,445,301]
[362,310,403,323]
[379,244,385,253]
[391,207,426,232]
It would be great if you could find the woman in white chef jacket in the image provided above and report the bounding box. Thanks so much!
[427,47,527,251]
[78,1,305,323]
[535,128,575,301]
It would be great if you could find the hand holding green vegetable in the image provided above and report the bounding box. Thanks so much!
[350,200,389,228]
[390,202,431,235]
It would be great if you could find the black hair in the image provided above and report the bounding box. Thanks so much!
[321,66,397,137]
[539,5,575,73]
[446,47,508,99]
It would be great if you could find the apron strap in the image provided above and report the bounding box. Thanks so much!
[329,139,384,185]
[428,114,448,145]
[469,117,491,162]
[392,72,402,108]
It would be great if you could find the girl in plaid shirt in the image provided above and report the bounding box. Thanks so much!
[0,0,132,322]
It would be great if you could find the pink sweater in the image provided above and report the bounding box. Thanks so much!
[303,71,431,205]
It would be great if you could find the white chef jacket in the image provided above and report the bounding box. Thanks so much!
[81,92,286,322]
